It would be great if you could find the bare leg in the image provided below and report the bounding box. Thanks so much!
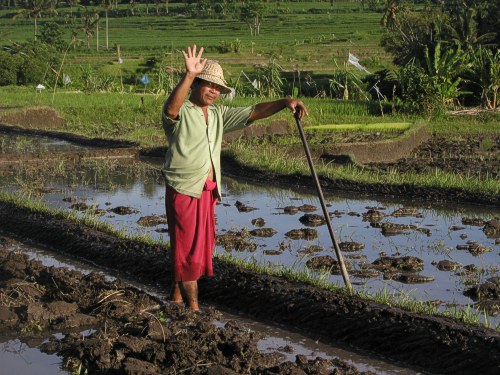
[180,280,199,311]
[169,281,183,305]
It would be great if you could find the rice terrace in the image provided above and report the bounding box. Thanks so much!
[0,1,499,374]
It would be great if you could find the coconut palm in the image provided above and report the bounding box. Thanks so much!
[99,0,113,49]
[81,11,98,49]
[14,0,54,41]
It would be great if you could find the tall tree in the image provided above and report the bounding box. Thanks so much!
[99,0,113,49]
[240,1,265,36]
[380,0,401,32]
[14,0,54,41]
[81,11,98,48]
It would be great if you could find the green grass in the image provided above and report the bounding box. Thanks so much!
[0,1,392,81]
[223,141,500,198]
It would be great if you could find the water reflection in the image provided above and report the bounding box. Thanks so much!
[1,159,499,327]
[0,339,67,375]
[0,133,91,154]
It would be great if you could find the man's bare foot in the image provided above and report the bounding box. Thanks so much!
[169,281,184,305]
[181,280,199,311]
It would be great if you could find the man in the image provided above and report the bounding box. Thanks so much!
[162,44,307,311]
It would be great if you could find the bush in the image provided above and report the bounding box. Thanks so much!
[16,42,60,86]
[0,50,22,86]
[0,42,59,86]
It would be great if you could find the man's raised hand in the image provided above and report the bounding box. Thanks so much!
[182,44,206,75]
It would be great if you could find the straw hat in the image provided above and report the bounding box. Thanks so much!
[197,60,232,94]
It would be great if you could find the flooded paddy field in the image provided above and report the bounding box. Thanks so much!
[3,158,498,325]
[0,131,499,374]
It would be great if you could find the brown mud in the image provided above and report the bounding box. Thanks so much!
[0,201,499,375]
[0,238,374,375]
[1,110,500,373]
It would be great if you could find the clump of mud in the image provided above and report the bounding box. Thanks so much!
[0,237,374,375]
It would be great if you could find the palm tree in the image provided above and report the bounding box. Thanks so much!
[380,0,400,31]
[14,0,54,41]
[81,11,98,49]
[99,0,113,49]
[449,5,496,51]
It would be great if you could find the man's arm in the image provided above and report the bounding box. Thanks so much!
[164,45,206,120]
[248,98,308,122]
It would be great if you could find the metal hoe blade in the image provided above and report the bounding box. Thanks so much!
[294,114,352,290]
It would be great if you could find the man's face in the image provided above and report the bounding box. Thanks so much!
[191,80,222,106]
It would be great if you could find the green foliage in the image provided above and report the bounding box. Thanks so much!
[464,47,500,109]
[79,64,116,92]
[39,21,66,51]
[240,0,266,36]
[0,42,59,86]
[328,64,369,101]
[255,57,285,98]
[422,42,467,107]
[0,49,22,85]
[398,60,440,114]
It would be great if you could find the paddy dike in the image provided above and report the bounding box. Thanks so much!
[1,110,499,373]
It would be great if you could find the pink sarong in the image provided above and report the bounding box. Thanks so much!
[165,181,217,282]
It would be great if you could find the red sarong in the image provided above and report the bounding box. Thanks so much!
[165,181,217,282]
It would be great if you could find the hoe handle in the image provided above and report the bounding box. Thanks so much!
[294,114,352,290]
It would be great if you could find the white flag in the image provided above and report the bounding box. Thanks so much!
[63,74,71,85]
[348,53,370,74]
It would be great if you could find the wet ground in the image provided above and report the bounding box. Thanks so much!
[1,238,423,375]
[0,119,499,374]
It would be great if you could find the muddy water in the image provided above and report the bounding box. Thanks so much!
[0,133,92,154]
[0,239,424,375]
[1,157,498,329]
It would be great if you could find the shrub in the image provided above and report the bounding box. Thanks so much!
[0,50,22,86]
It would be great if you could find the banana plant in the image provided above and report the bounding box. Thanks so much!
[423,42,469,106]
[465,47,500,109]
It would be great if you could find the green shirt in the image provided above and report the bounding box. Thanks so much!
[162,100,254,199]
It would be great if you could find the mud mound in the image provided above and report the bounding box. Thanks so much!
[320,123,431,164]
[0,201,499,374]
[369,134,500,179]
[0,107,65,128]
[0,242,373,375]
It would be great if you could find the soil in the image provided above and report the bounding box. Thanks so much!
[0,202,499,375]
[0,238,374,375]
[1,108,500,374]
